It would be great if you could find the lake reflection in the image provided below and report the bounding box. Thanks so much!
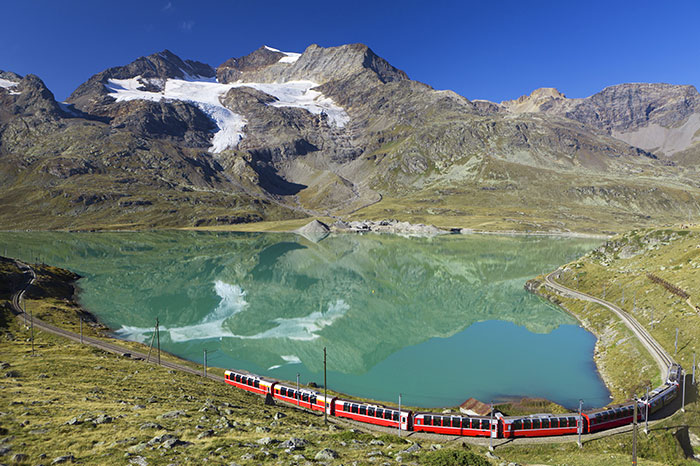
[0,231,610,408]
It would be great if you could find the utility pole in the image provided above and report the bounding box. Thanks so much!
[489,402,494,452]
[146,326,156,363]
[323,347,327,425]
[203,349,207,378]
[644,387,649,435]
[30,306,35,356]
[681,371,686,413]
[156,317,161,365]
[577,399,583,448]
[602,283,606,299]
[398,394,402,437]
[632,397,638,466]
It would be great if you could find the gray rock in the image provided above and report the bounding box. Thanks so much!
[369,439,385,446]
[129,456,148,466]
[147,434,176,446]
[197,430,214,439]
[273,412,286,420]
[93,414,112,424]
[314,448,339,460]
[255,426,270,433]
[0,446,9,456]
[51,455,75,464]
[279,437,307,450]
[65,417,82,426]
[139,422,163,430]
[401,443,421,454]
[158,410,186,419]
[367,450,383,457]
[11,453,27,462]
[162,438,191,449]
[256,436,274,446]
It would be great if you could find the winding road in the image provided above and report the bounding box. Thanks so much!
[544,270,675,382]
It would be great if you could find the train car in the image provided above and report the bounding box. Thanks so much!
[224,369,276,396]
[668,363,683,385]
[583,402,638,433]
[413,412,495,437]
[643,383,678,414]
[272,383,335,414]
[333,399,411,430]
[502,414,584,438]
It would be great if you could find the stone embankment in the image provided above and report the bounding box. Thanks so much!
[331,219,448,236]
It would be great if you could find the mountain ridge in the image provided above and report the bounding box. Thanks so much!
[1,44,699,232]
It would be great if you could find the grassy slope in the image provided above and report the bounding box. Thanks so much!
[500,225,700,465]
[0,259,499,465]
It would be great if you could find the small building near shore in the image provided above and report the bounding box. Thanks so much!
[459,398,491,416]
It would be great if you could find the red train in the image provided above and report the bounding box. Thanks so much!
[224,363,682,439]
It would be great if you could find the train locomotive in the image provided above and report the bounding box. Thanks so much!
[224,362,682,439]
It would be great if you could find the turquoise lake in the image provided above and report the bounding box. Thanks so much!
[0,231,611,409]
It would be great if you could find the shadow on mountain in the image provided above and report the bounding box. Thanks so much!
[252,163,306,195]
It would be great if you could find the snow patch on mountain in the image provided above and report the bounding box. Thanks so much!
[0,78,21,95]
[264,45,301,64]
[105,75,348,153]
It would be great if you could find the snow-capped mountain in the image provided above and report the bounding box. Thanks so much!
[1,44,699,231]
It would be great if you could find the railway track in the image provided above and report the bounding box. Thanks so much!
[9,259,224,383]
[544,270,675,382]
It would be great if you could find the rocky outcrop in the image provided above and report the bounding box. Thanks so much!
[217,43,408,86]
[500,83,700,157]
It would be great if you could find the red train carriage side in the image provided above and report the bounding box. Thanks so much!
[502,414,584,438]
[334,399,411,430]
[272,383,335,414]
[413,413,494,437]
[583,402,638,434]
[224,369,275,396]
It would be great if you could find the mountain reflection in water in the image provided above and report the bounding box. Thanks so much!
[0,231,610,408]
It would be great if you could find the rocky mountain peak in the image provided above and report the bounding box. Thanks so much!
[501,87,567,113]
[217,43,408,86]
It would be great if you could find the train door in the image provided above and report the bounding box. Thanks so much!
[491,419,498,438]
[400,413,409,431]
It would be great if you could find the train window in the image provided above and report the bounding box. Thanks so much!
[376,408,383,418]
[541,418,550,428]
[302,394,309,402]
[384,410,391,420]
[532,419,541,429]
[481,419,489,430]
[523,419,532,429]
[393,412,399,421]
[311,396,317,404]
[452,417,460,428]
[513,420,522,430]
[424,415,432,425]
[461,418,469,429]
[281,387,287,396]
[568,417,576,427]
[254,380,260,388]
[353,404,359,414]
[235,374,241,382]
[549,418,558,428]
[368,407,375,417]
[558,418,568,427]
[360,406,367,415]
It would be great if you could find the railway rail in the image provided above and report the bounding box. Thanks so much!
[544,270,675,382]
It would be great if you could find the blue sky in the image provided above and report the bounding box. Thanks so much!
[2,1,698,102]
